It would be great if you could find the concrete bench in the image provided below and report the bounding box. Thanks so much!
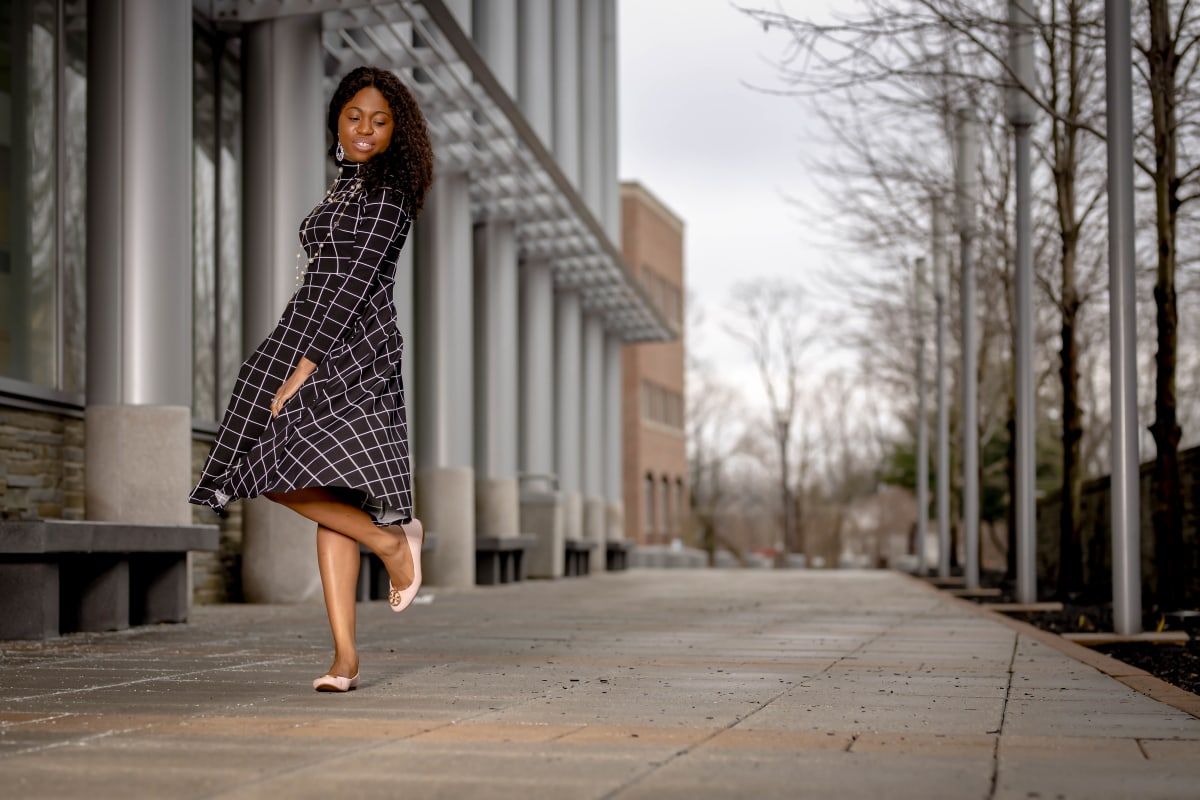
[475,534,537,586]
[606,539,634,572]
[356,531,438,602]
[563,538,590,577]
[0,519,219,640]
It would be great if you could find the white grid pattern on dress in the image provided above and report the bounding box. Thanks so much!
[191,159,413,525]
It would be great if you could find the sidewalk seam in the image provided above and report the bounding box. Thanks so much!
[986,630,1020,800]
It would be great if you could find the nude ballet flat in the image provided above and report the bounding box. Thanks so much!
[388,518,424,613]
[313,673,359,692]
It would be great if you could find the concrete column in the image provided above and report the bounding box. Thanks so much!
[555,290,583,549]
[581,313,606,572]
[473,0,517,96]
[473,223,520,538]
[227,14,328,603]
[601,0,620,240]
[241,17,325,352]
[85,0,192,527]
[552,0,581,185]
[518,0,553,145]
[520,261,557,488]
[579,0,604,217]
[415,173,476,588]
[470,0,521,543]
[520,259,563,576]
[604,332,625,542]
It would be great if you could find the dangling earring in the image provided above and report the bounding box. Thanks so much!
[336,141,345,161]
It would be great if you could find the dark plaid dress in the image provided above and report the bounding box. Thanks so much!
[190,160,413,525]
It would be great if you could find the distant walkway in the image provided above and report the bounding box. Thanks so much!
[1,571,1198,799]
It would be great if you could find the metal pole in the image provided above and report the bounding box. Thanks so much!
[956,109,981,590]
[915,257,929,575]
[1009,0,1038,604]
[776,417,792,556]
[932,197,951,579]
[1013,123,1037,603]
[1104,0,1142,635]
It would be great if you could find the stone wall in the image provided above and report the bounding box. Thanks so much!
[1,406,243,605]
[0,408,85,521]
[190,438,244,604]
[1036,445,1200,608]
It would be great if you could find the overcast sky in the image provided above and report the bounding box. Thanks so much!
[618,0,848,377]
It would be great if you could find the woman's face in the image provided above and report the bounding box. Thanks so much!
[338,86,394,162]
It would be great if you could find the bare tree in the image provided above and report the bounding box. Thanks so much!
[687,354,751,565]
[1138,0,1194,610]
[724,279,814,558]
[1042,0,1109,598]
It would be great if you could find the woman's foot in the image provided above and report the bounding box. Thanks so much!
[313,672,359,692]
[314,652,359,692]
[388,518,424,613]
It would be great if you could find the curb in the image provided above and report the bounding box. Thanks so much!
[904,573,1200,720]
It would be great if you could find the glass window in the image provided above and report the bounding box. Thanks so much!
[660,475,670,536]
[216,46,242,409]
[192,29,241,421]
[643,473,655,538]
[61,0,86,393]
[0,0,87,393]
[0,1,59,387]
[675,478,685,532]
[193,33,216,417]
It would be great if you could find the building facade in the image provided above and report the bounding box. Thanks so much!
[0,0,675,602]
[620,181,687,546]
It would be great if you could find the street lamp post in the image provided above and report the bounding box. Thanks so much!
[955,109,981,591]
[1104,0,1142,635]
[914,257,929,575]
[932,196,951,579]
[775,415,792,561]
[1008,0,1038,604]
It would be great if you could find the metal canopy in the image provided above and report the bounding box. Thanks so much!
[197,0,675,343]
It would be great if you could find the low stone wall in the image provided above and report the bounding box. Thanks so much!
[0,408,84,521]
[190,438,244,604]
[1036,445,1200,608]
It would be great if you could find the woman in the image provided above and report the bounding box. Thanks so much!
[190,67,434,693]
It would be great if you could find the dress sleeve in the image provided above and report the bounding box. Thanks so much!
[303,188,406,364]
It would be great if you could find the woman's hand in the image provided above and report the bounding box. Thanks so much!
[270,357,318,417]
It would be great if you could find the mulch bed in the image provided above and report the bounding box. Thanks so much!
[948,572,1200,698]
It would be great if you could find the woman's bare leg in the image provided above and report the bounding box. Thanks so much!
[265,487,416,591]
[316,524,361,678]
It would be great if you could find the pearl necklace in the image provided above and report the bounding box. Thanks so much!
[295,165,364,287]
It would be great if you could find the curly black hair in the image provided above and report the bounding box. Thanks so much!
[327,66,434,217]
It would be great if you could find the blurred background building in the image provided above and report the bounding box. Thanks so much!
[619,181,687,547]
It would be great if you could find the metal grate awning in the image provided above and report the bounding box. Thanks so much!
[199,0,676,342]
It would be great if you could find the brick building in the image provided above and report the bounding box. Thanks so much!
[620,182,688,546]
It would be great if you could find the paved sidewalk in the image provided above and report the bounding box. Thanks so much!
[1,570,1198,799]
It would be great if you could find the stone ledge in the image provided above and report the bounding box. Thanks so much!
[0,519,219,640]
[476,533,537,586]
[563,537,591,577]
[477,533,538,552]
[0,519,218,553]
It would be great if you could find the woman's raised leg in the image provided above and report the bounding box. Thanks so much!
[265,487,417,593]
